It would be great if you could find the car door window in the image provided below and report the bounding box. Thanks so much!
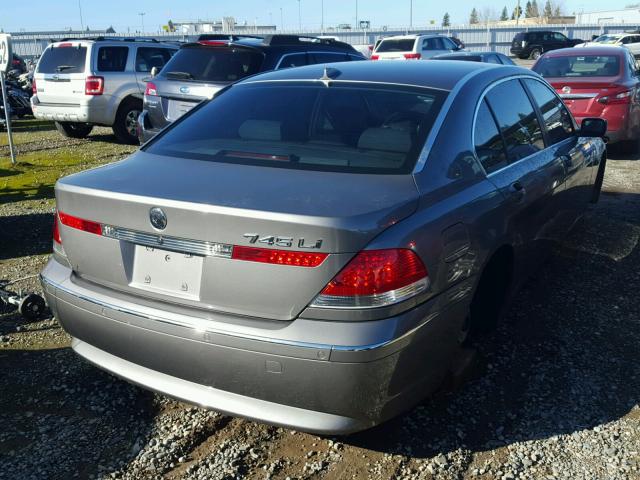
[485,79,545,162]
[277,53,307,69]
[135,47,173,73]
[442,37,457,50]
[308,52,349,64]
[97,46,129,72]
[553,32,567,42]
[524,79,574,145]
[474,99,508,174]
[423,38,444,50]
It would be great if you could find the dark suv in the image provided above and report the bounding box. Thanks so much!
[510,31,583,60]
[138,35,365,142]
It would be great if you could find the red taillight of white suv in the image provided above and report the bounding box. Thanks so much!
[85,76,104,95]
[310,249,429,308]
[403,53,422,60]
[145,81,158,96]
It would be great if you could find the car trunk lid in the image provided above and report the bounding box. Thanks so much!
[35,43,89,105]
[55,151,420,320]
[547,77,620,116]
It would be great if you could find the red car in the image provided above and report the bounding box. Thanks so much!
[532,46,640,151]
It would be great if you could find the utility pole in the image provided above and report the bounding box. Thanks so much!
[298,0,302,30]
[138,12,146,33]
[78,0,84,31]
[516,0,520,25]
[280,8,284,31]
[356,0,358,30]
[409,0,413,30]
[321,0,325,33]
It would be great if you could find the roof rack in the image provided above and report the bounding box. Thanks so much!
[54,36,161,43]
[197,34,264,41]
[261,34,347,46]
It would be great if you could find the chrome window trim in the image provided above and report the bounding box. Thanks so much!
[470,74,569,178]
[559,93,598,99]
[241,78,450,92]
[41,274,432,354]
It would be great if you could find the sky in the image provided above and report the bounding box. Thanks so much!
[0,0,626,33]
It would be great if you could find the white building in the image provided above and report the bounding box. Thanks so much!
[576,7,640,25]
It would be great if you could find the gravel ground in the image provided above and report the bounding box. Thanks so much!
[1,128,639,480]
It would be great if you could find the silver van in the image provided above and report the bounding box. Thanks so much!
[31,37,178,144]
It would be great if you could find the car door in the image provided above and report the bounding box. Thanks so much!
[441,37,459,53]
[552,32,568,50]
[421,37,445,59]
[626,35,640,57]
[478,78,567,266]
[523,77,590,233]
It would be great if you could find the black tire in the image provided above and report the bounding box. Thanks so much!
[591,154,607,203]
[112,98,142,145]
[55,121,93,139]
[529,48,542,60]
[462,249,513,344]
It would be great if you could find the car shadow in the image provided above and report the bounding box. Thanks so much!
[607,144,640,161]
[0,212,53,260]
[0,346,157,479]
[344,192,640,460]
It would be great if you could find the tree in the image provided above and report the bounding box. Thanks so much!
[525,0,532,17]
[501,6,509,20]
[470,7,479,24]
[442,12,451,27]
[512,4,522,19]
[531,0,540,17]
[553,5,562,16]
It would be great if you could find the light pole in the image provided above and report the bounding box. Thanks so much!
[78,0,84,31]
[409,0,413,29]
[321,0,325,33]
[138,12,146,33]
[356,0,358,30]
[298,0,302,30]
[280,7,284,31]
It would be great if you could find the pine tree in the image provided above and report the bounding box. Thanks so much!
[442,12,451,27]
[531,0,540,17]
[525,0,532,17]
[543,0,553,17]
[553,5,562,16]
[501,6,509,20]
[470,7,480,24]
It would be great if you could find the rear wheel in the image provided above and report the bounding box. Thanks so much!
[461,248,513,344]
[55,121,93,139]
[112,98,142,145]
[591,154,607,203]
[529,48,542,60]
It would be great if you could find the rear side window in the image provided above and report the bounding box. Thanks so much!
[487,55,501,64]
[278,53,308,69]
[308,52,349,64]
[376,39,416,52]
[37,45,87,74]
[423,38,445,50]
[97,46,129,72]
[524,79,574,145]
[474,100,508,174]
[161,47,264,82]
[533,55,621,77]
[145,83,447,174]
[135,47,174,73]
[485,79,545,162]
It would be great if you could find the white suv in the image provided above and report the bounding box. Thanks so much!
[371,34,462,61]
[31,37,178,144]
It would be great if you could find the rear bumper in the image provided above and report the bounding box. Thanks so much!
[31,96,110,125]
[573,108,633,144]
[41,258,471,434]
[510,46,526,57]
[137,110,162,144]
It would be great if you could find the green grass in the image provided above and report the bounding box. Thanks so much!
[0,118,136,203]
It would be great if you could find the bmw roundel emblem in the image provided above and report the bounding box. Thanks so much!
[149,207,167,231]
[179,86,190,94]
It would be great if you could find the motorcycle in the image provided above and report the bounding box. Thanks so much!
[0,68,33,126]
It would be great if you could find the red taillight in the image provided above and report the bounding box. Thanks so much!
[58,211,103,235]
[311,249,429,308]
[53,212,62,244]
[598,88,633,105]
[232,245,327,268]
[32,78,37,95]
[370,54,379,60]
[145,81,158,96]
[85,76,104,95]
[57,43,73,48]
[198,40,229,46]
[403,53,422,60]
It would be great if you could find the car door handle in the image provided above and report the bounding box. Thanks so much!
[508,181,526,202]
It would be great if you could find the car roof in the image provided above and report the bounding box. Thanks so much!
[238,59,522,91]
[544,46,628,57]
[182,36,357,53]
[380,34,446,40]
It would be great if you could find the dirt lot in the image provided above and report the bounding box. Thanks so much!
[0,120,639,480]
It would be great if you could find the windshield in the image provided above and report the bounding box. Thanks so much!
[37,45,87,74]
[533,55,621,77]
[160,46,264,82]
[376,39,417,52]
[593,35,621,44]
[145,83,447,174]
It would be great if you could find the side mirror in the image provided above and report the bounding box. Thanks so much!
[150,66,159,78]
[579,118,607,138]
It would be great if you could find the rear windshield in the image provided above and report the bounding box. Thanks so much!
[593,35,621,44]
[376,39,416,52]
[145,83,447,174]
[533,55,621,77]
[513,33,525,41]
[160,46,264,82]
[37,45,87,74]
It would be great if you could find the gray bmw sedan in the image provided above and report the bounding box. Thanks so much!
[41,60,607,434]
